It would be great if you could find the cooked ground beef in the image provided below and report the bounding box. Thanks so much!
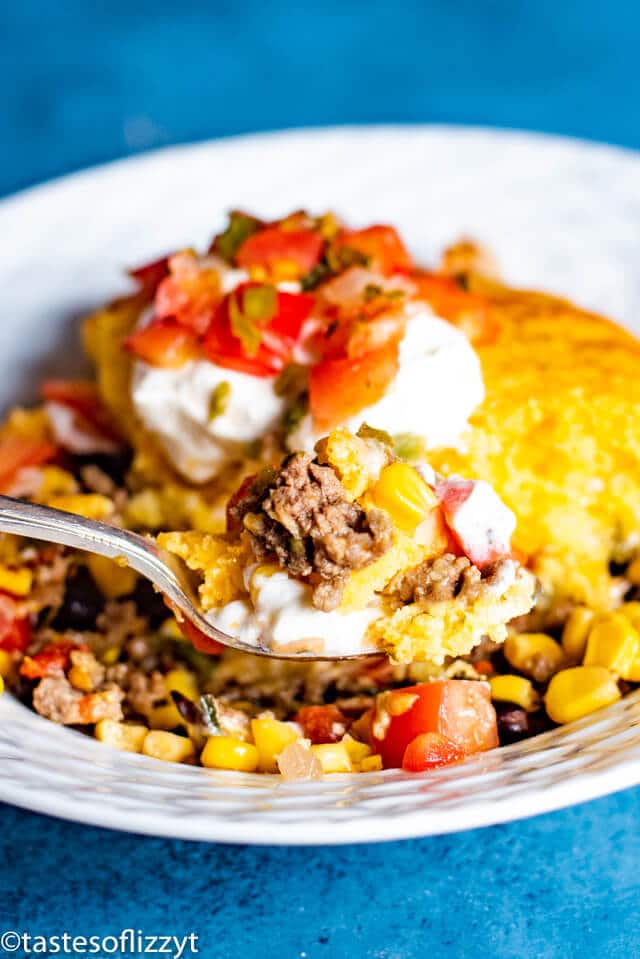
[232,453,393,610]
[32,676,124,724]
[390,554,513,605]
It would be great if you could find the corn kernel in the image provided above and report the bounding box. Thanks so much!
[359,754,383,772]
[68,664,94,693]
[342,734,373,763]
[86,554,137,599]
[620,602,640,630]
[370,462,438,534]
[47,494,114,520]
[150,703,185,731]
[38,466,78,498]
[584,614,640,679]
[626,559,640,585]
[101,646,122,666]
[0,675,4,696]
[503,633,566,683]
[0,564,32,597]
[165,668,199,702]
[201,735,259,772]
[0,650,14,678]
[310,742,354,774]
[562,606,596,662]
[142,730,195,763]
[489,674,540,712]
[544,666,621,724]
[95,719,148,753]
[158,617,184,641]
[251,717,299,772]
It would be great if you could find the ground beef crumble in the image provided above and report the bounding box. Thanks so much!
[230,453,393,610]
[389,554,513,605]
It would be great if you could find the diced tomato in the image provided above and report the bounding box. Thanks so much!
[473,660,495,677]
[0,594,31,652]
[0,436,57,493]
[128,255,170,295]
[402,732,466,772]
[436,478,515,568]
[20,640,86,680]
[124,319,200,368]
[412,272,498,344]
[235,227,324,275]
[309,340,400,432]
[177,617,225,656]
[295,705,348,744]
[203,285,314,377]
[334,226,413,275]
[41,380,122,444]
[371,680,498,769]
[155,253,223,335]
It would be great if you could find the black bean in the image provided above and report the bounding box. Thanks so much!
[71,448,133,488]
[495,702,553,744]
[129,577,171,629]
[51,565,105,631]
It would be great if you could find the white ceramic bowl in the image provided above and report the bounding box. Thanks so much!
[2,126,640,844]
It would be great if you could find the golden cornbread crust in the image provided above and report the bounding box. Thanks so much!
[430,275,640,610]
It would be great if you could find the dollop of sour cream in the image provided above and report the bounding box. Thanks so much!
[131,360,287,483]
[206,567,382,656]
[287,303,485,453]
[131,294,484,482]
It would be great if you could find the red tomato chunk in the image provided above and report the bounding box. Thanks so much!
[371,680,498,769]
[402,732,466,772]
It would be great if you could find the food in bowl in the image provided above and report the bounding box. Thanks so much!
[1,209,640,778]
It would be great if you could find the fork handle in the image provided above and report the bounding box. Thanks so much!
[0,494,180,598]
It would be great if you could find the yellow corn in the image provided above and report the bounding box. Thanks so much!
[149,669,199,730]
[251,717,299,772]
[489,674,540,712]
[158,617,185,641]
[626,559,640,585]
[38,466,78,498]
[201,735,259,772]
[503,632,565,683]
[149,704,185,731]
[86,554,137,599]
[142,730,195,763]
[583,614,640,679]
[0,675,4,696]
[47,493,114,521]
[0,651,13,679]
[101,646,122,666]
[562,606,596,663]
[95,720,148,753]
[545,666,621,724]
[370,462,438,534]
[165,668,199,701]
[342,734,373,763]
[310,742,354,774]
[620,602,640,630]
[359,754,383,772]
[68,664,95,693]
[0,564,32,597]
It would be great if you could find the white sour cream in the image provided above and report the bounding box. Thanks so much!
[206,568,382,656]
[131,360,287,482]
[344,303,484,445]
[288,304,484,455]
[132,297,484,481]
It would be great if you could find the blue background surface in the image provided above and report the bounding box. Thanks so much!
[1,2,639,956]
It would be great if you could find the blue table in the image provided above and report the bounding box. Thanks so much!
[1,2,639,955]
